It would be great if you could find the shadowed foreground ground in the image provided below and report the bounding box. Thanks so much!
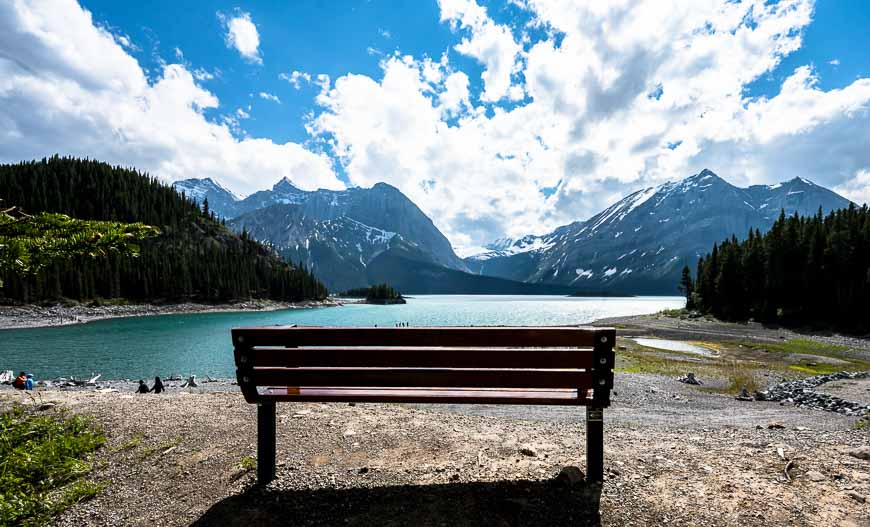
[192,479,601,527]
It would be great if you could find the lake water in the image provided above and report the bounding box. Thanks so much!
[631,337,717,357]
[0,295,683,380]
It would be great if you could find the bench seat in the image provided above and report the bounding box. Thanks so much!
[261,386,590,404]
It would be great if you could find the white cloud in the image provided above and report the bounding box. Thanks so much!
[218,11,262,64]
[258,91,281,103]
[439,0,523,102]
[311,0,870,253]
[279,70,311,89]
[829,58,840,66]
[835,169,870,206]
[0,0,342,196]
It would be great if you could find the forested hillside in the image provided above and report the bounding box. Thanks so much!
[685,206,870,332]
[0,157,327,303]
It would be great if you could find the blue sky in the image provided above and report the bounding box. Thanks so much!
[2,0,870,252]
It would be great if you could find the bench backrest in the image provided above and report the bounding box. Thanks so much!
[232,326,615,406]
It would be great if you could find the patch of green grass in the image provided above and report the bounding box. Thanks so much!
[113,432,144,452]
[239,456,257,471]
[725,362,759,394]
[0,405,106,526]
[138,436,182,461]
[659,308,686,318]
[737,338,849,357]
[788,363,850,375]
[855,412,870,430]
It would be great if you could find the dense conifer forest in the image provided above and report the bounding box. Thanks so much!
[0,156,327,303]
[682,206,870,333]
[339,283,405,304]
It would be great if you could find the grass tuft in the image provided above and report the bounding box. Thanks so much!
[0,405,105,526]
[239,456,257,471]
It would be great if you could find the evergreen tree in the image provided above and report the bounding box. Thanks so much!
[690,205,869,333]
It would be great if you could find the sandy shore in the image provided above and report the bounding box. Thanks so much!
[0,298,344,330]
[2,370,868,527]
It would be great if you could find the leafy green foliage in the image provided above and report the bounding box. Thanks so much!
[0,208,158,277]
[0,407,106,526]
[0,156,327,303]
[686,206,870,332]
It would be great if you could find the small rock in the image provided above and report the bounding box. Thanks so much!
[767,422,785,429]
[37,402,57,411]
[805,470,825,482]
[556,466,586,487]
[845,491,866,503]
[847,447,870,461]
[678,372,703,385]
[735,386,753,401]
[358,467,369,475]
[519,445,537,457]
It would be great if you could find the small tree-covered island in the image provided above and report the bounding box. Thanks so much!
[339,283,406,304]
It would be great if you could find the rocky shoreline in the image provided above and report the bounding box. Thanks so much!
[0,298,344,330]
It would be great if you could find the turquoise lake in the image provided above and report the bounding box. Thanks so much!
[0,295,683,380]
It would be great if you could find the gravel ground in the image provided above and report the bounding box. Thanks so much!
[2,371,868,527]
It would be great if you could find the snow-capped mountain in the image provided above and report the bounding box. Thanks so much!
[465,169,853,294]
[196,180,469,292]
[173,177,239,217]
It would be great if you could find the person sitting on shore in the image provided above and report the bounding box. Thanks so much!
[136,380,149,394]
[12,371,26,390]
[150,376,165,394]
[24,373,34,391]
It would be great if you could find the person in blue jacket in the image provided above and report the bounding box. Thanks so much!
[24,373,35,390]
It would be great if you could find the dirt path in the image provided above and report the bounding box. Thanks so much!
[3,372,868,527]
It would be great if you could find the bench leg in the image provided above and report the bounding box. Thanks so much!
[586,406,604,483]
[258,401,276,485]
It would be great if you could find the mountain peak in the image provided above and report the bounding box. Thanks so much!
[272,176,304,193]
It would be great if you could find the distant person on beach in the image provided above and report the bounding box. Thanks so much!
[24,373,34,390]
[150,376,165,394]
[12,371,26,390]
[136,380,149,394]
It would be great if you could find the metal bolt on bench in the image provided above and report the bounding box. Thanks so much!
[232,326,616,485]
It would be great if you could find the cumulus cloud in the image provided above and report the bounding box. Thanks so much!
[835,169,870,206]
[439,0,523,102]
[279,70,311,89]
[0,0,342,196]
[218,11,262,64]
[258,91,281,103]
[311,0,870,253]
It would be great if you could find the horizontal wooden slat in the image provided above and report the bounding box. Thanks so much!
[260,386,592,405]
[239,347,595,369]
[232,326,612,349]
[247,367,593,389]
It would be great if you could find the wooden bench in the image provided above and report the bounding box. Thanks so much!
[231,326,615,485]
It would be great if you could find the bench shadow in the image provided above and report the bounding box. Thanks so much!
[191,474,601,527]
